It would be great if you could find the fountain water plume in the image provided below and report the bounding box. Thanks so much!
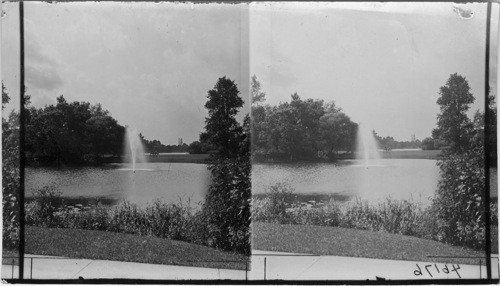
[355,123,381,166]
[123,126,147,172]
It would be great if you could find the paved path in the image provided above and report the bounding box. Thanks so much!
[1,254,247,280]
[2,252,498,281]
[250,250,500,281]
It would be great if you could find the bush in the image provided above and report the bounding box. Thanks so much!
[25,187,62,227]
[432,148,487,250]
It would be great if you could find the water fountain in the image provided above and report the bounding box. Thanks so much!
[355,123,381,167]
[123,126,147,172]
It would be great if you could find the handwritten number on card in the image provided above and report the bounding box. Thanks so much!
[451,264,461,278]
[414,263,461,278]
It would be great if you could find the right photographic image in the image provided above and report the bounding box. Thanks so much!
[249,2,499,281]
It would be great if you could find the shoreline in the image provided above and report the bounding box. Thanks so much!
[253,149,442,163]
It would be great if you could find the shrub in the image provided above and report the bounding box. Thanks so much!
[251,183,295,224]
[432,148,487,250]
[25,187,62,227]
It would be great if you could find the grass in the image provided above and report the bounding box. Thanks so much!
[22,226,247,270]
[379,149,441,160]
[252,222,490,265]
[103,154,209,164]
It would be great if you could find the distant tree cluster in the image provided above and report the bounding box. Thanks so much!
[24,95,125,165]
[251,76,358,162]
[373,132,422,150]
[139,135,190,155]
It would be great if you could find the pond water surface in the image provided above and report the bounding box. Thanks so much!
[252,159,440,205]
[26,162,211,206]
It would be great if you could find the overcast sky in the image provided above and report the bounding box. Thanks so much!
[2,2,498,143]
[2,2,249,144]
[250,2,499,141]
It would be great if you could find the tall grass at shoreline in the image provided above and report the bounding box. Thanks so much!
[252,193,435,238]
[25,188,209,247]
[252,183,498,250]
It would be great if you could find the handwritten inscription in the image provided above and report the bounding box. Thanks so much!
[414,263,461,278]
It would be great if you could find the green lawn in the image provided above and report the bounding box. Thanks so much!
[22,226,248,270]
[379,149,441,160]
[252,222,493,265]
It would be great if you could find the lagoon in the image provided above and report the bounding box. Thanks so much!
[26,162,211,206]
[252,159,440,205]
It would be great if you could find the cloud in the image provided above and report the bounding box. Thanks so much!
[26,65,64,91]
[24,31,64,91]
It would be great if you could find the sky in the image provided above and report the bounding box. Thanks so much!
[1,2,499,143]
[250,2,499,141]
[1,2,249,144]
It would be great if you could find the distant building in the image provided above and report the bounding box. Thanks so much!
[178,138,183,146]
[411,134,416,142]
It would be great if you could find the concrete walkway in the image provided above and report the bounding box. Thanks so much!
[250,250,500,281]
[1,254,247,280]
[2,252,498,281]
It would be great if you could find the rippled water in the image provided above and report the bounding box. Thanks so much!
[252,159,440,205]
[26,163,211,206]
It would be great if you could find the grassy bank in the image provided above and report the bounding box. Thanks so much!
[379,149,441,159]
[252,186,498,253]
[102,154,209,164]
[22,226,247,270]
[26,196,208,246]
[252,222,489,265]
[253,150,442,163]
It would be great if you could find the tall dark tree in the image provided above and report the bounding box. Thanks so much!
[200,77,244,160]
[430,74,489,250]
[433,73,475,154]
[200,77,250,255]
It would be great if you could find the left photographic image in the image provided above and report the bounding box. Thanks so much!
[1,2,250,280]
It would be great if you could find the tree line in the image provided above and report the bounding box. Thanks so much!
[251,76,358,162]
[0,90,209,166]
[251,76,424,162]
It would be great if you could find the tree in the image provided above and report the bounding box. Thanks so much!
[200,77,244,159]
[2,83,20,249]
[433,73,475,154]
[25,95,126,165]
[85,115,125,161]
[430,73,488,250]
[421,137,439,150]
[319,103,357,157]
[200,77,250,255]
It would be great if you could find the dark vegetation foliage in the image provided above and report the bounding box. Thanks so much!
[2,83,20,250]
[25,188,207,245]
[200,77,251,255]
[430,73,497,250]
[24,95,124,165]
